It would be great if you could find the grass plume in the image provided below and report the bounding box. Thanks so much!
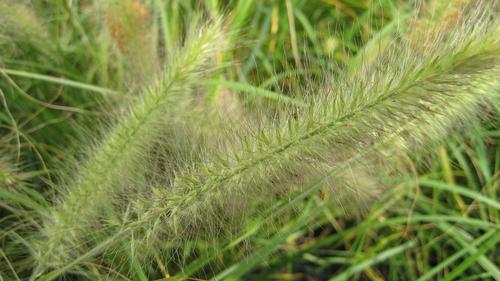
[0,155,19,188]
[128,0,499,263]
[36,20,227,271]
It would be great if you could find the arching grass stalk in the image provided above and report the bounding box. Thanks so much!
[135,1,499,254]
[36,20,226,270]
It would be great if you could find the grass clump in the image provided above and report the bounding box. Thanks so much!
[37,2,500,278]
[0,0,499,280]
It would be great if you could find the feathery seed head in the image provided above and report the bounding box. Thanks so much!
[35,20,228,271]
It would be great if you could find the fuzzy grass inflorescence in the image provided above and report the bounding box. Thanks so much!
[132,1,499,254]
[36,20,227,271]
[0,155,18,188]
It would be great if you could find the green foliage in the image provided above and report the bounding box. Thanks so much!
[0,0,499,280]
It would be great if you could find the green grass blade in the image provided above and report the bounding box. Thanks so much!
[329,241,416,281]
[417,179,500,210]
[204,79,307,107]
[0,68,118,96]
